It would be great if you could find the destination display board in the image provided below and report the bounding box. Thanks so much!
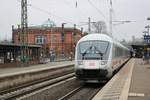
[144,35,150,44]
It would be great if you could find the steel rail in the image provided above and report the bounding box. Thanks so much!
[0,69,74,99]
[0,66,73,95]
[58,86,84,100]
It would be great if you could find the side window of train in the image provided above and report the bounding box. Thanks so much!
[112,44,115,58]
[117,46,121,57]
[116,46,118,57]
[114,44,117,58]
[119,47,122,57]
[115,45,118,58]
[117,47,119,57]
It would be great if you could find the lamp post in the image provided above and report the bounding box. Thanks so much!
[112,20,134,26]
[61,23,66,59]
[145,25,150,35]
[143,31,148,35]
[70,32,73,61]
[50,26,53,51]
[73,24,77,55]
[143,18,150,62]
[70,24,77,60]
[147,17,150,21]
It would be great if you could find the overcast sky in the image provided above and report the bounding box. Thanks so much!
[0,0,150,41]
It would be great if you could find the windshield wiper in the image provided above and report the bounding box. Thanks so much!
[81,45,92,59]
[82,45,92,55]
[94,46,103,60]
[81,46,104,60]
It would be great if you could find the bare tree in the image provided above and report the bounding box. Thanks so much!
[92,21,108,35]
[120,39,127,45]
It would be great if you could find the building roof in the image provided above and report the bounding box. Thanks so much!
[0,43,41,48]
[13,27,82,35]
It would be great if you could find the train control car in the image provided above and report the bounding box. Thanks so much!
[75,33,130,82]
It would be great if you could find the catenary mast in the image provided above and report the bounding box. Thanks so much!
[109,0,113,37]
[21,0,28,66]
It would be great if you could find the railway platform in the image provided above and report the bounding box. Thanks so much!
[0,60,74,77]
[128,59,150,100]
[93,58,150,100]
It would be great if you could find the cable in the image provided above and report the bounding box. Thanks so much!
[62,0,86,19]
[17,0,100,30]
[88,0,106,20]
[17,0,101,29]
[16,0,79,25]
[66,1,86,18]
[31,5,76,24]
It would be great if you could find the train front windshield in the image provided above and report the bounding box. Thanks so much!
[77,40,110,60]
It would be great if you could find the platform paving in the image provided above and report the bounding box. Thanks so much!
[93,58,150,100]
[93,59,135,100]
[128,59,150,100]
[0,61,74,77]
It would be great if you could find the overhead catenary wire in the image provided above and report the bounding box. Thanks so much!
[16,0,119,31]
[106,0,137,39]
[29,5,76,25]
[16,0,83,28]
[88,0,107,20]
[62,0,89,22]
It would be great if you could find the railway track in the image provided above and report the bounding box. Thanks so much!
[0,62,126,100]
[0,66,74,100]
[58,83,105,100]
[57,60,130,100]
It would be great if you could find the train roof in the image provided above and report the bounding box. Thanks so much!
[77,33,129,50]
[78,33,113,43]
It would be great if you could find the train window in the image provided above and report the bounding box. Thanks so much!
[79,41,92,54]
[114,45,122,57]
[77,40,110,60]
[79,40,109,54]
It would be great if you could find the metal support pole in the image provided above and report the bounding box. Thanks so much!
[71,32,73,61]
[50,26,53,51]
[21,0,28,66]
[146,25,150,35]
[88,17,91,33]
[109,0,113,37]
[81,27,83,34]
[73,24,76,56]
[61,23,66,59]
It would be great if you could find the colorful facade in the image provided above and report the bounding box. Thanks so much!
[12,26,82,59]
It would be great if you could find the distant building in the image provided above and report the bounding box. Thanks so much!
[12,20,82,59]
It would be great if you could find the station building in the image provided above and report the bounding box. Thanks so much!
[12,19,82,59]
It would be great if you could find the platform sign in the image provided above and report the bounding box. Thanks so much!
[145,39,150,44]
[144,35,150,39]
[144,35,150,44]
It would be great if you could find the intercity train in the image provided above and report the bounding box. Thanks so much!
[75,33,130,82]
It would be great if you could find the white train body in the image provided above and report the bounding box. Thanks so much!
[75,33,130,81]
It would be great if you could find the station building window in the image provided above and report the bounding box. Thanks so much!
[35,35,46,44]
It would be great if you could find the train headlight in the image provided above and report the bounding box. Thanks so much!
[78,61,83,65]
[101,61,107,65]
